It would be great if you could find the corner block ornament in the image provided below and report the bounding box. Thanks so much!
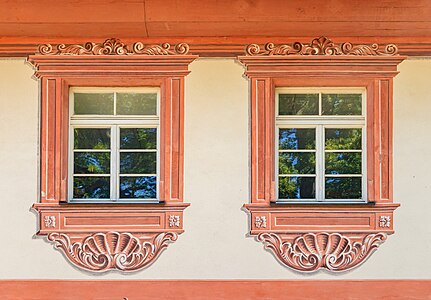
[38,38,190,56]
[168,215,180,228]
[379,216,391,228]
[44,216,56,228]
[258,232,387,272]
[255,216,267,228]
[245,36,398,56]
[47,231,178,272]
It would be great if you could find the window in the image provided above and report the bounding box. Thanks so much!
[276,89,366,203]
[239,37,404,272]
[29,38,196,272]
[69,88,160,203]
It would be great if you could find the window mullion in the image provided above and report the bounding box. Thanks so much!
[316,125,325,202]
[111,125,117,201]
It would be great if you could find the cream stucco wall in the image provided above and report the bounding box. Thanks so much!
[0,58,429,279]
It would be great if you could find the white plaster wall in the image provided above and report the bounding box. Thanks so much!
[0,58,429,279]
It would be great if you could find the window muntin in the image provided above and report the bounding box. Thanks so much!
[69,87,160,203]
[276,88,366,203]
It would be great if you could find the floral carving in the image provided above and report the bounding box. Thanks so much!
[44,216,56,228]
[255,216,267,228]
[379,216,391,228]
[47,231,178,272]
[168,215,180,227]
[258,232,387,272]
[38,38,190,56]
[246,37,398,56]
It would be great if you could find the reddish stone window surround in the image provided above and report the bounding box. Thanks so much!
[28,38,197,272]
[239,37,405,272]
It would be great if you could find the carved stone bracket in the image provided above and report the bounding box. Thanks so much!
[47,231,178,272]
[246,36,398,56]
[258,232,387,272]
[38,38,190,55]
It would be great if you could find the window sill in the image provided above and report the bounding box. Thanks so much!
[32,202,189,272]
[244,202,398,272]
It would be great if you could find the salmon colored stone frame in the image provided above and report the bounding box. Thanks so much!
[239,37,405,272]
[28,38,197,272]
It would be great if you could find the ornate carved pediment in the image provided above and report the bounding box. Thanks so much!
[258,232,387,272]
[47,231,178,272]
[38,38,190,55]
[246,36,398,56]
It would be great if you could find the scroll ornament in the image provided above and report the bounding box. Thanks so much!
[38,38,190,56]
[258,232,387,272]
[47,231,178,272]
[246,37,398,56]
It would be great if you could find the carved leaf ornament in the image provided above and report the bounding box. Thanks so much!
[258,232,387,272]
[47,231,178,272]
[38,38,190,56]
[246,37,398,56]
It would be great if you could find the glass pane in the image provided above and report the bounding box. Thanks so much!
[120,152,157,174]
[74,93,114,115]
[120,176,157,199]
[325,177,362,199]
[74,128,111,149]
[322,94,362,115]
[73,176,110,199]
[278,177,315,199]
[117,93,157,115]
[325,152,362,174]
[74,152,110,174]
[279,128,315,150]
[325,128,362,150]
[279,94,319,115]
[279,153,315,174]
[120,128,157,149]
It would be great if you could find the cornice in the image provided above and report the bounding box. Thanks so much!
[1,37,431,57]
[245,37,398,56]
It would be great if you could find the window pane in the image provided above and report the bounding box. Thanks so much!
[325,177,362,199]
[278,177,315,199]
[74,152,110,174]
[74,128,110,149]
[73,176,110,199]
[322,94,362,115]
[120,176,156,199]
[120,152,156,174]
[325,128,362,150]
[117,93,157,115]
[120,128,157,149]
[74,93,114,115]
[279,94,319,115]
[279,128,315,150]
[325,152,362,174]
[279,153,315,174]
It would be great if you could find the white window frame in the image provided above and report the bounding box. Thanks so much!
[275,87,367,204]
[68,87,160,203]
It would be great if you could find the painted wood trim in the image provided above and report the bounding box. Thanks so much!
[239,45,405,272]
[28,40,197,272]
[0,280,429,300]
[2,37,431,57]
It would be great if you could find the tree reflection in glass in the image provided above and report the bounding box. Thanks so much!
[119,127,157,199]
[117,93,157,115]
[278,128,316,200]
[279,94,319,115]
[322,94,362,115]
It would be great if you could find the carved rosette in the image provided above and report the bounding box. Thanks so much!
[47,231,178,272]
[258,232,387,272]
[246,37,398,56]
[38,38,190,55]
